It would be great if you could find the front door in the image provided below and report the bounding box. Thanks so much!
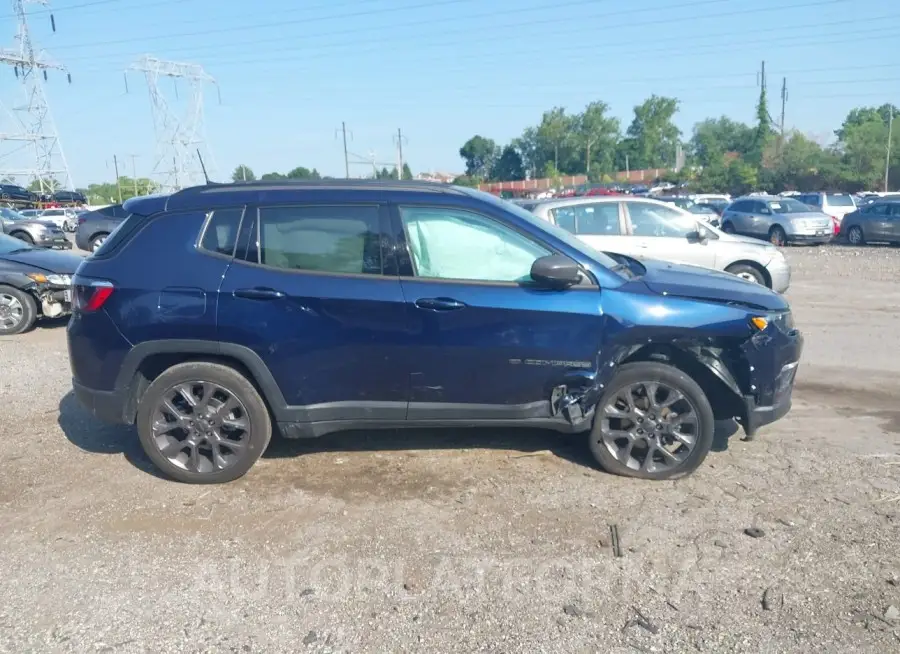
[217,202,410,423]
[390,203,607,421]
[624,201,717,269]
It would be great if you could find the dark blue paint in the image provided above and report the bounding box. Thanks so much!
[70,181,801,435]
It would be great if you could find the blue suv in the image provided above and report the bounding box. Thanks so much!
[67,181,802,484]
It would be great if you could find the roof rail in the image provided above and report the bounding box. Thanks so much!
[171,178,466,197]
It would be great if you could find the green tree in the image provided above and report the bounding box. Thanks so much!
[286,166,321,180]
[689,117,754,167]
[621,95,681,169]
[451,174,480,187]
[459,135,498,178]
[576,101,620,175]
[491,145,525,182]
[260,172,286,181]
[536,107,573,172]
[231,165,256,182]
[401,163,413,180]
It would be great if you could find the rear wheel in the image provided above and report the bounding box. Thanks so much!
[768,225,787,247]
[847,225,864,245]
[136,362,272,484]
[721,221,735,234]
[0,284,37,335]
[725,262,766,286]
[89,233,108,252]
[588,362,715,480]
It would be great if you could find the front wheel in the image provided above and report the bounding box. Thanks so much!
[136,361,273,484]
[768,225,787,247]
[11,231,33,244]
[725,263,766,286]
[0,284,38,335]
[588,362,715,480]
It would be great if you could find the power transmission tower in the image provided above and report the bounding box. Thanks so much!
[0,0,73,193]
[127,55,220,192]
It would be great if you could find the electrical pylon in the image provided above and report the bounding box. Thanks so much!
[0,0,73,193]
[127,55,219,192]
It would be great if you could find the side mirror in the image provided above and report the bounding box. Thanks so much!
[686,230,704,243]
[531,254,582,288]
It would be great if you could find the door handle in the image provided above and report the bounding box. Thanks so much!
[414,297,466,311]
[233,287,286,300]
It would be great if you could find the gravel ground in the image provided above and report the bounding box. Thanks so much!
[1,244,899,653]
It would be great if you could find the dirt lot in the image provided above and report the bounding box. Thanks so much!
[1,244,899,653]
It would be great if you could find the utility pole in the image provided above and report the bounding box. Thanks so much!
[113,154,122,203]
[128,154,139,195]
[0,0,74,191]
[886,106,894,192]
[394,128,407,180]
[336,122,351,179]
[779,77,788,155]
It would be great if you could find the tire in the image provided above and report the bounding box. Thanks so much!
[136,362,273,484]
[89,233,109,252]
[768,225,787,247]
[588,362,715,481]
[721,221,735,234]
[725,262,766,286]
[0,284,38,335]
[10,231,33,244]
[847,225,864,246]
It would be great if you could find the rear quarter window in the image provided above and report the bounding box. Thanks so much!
[89,213,142,258]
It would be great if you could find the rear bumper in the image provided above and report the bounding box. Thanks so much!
[72,378,129,424]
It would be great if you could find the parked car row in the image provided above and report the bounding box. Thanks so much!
[0,183,87,206]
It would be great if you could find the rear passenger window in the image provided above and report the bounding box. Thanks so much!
[199,208,243,256]
[251,205,382,275]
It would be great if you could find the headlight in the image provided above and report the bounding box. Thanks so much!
[27,273,71,286]
[750,311,794,333]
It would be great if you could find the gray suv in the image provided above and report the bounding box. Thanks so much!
[74,203,128,252]
[721,196,833,246]
[0,207,72,249]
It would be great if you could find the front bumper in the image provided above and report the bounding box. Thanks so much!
[37,284,72,318]
[34,235,72,249]
[766,256,792,293]
[738,326,804,437]
[786,232,832,244]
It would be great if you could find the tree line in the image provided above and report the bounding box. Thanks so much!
[455,93,898,194]
[230,163,413,182]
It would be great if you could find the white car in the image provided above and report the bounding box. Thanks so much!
[38,207,79,232]
[527,196,792,293]
[794,192,857,223]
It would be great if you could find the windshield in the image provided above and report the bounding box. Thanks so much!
[0,233,34,253]
[0,208,26,221]
[464,188,621,269]
[826,194,855,207]
[768,199,815,214]
[688,204,717,214]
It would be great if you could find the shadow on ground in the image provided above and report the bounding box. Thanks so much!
[58,389,742,479]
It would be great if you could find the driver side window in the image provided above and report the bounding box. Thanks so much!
[399,206,550,283]
[628,202,697,238]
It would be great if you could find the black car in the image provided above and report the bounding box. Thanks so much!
[0,184,35,202]
[53,190,88,204]
[74,203,129,252]
[0,232,82,335]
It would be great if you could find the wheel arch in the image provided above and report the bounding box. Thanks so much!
[725,259,772,288]
[620,343,746,423]
[115,340,288,424]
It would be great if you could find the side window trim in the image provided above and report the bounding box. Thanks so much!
[196,206,247,260]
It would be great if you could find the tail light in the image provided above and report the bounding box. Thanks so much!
[72,276,114,312]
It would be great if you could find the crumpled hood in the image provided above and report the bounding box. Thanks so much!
[639,258,789,312]
[0,248,83,274]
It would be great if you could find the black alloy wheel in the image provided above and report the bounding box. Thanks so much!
[589,362,714,480]
[136,362,272,483]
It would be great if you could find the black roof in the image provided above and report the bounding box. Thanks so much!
[124,179,468,215]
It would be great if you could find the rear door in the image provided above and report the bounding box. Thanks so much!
[889,203,900,239]
[862,203,891,240]
[216,201,410,423]
[549,202,633,255]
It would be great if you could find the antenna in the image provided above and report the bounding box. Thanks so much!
[196,148,210,184]
[0,0,74,193]
[127,55,219,192]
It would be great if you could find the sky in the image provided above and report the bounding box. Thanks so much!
[0,0,897,188]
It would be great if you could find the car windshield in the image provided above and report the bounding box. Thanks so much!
[688,204,717,214]
[0,233,34,253]
[826,194,855,207]
[0,208,26,221]
[767,199,814,214]
[464,189,621,270]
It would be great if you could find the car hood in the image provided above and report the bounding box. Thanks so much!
[639,258,788,312]
[0,248,82,274]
